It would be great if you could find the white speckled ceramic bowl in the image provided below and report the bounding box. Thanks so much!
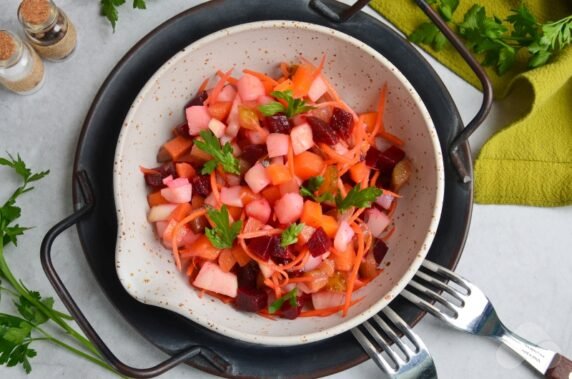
[113,21,444,346]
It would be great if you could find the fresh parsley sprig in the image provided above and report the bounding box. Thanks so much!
[205,206,243,249]
[194,130,240,175]
[335,184,382,212]
[259,90,315,118]
[0,155,119,375]
[100,0,147,31]
[280,223,305,248]
[268,288,298,314]
[409,2,572,75]
[299,176,335,203]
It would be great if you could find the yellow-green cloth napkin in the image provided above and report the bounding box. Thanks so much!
[370,0,572,206]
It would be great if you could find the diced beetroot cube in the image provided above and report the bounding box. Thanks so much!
[237,261,260,289]
[174,123,190,137]
[307,227,331,257]
[247,236,273,261]
[191,175,212,197]
[235,287,268,312]
[330,107,353,139]
[306,116,338,145]
[262,113,291,134]
[157,162,177,178]
[270,242,292,265]
[373,238,388,264]
[382,146,405,166]
[185,90,208,108]
[240,144,268,166]
[279,299,302,320]
[144,173,164,189]
[366,146,405,175]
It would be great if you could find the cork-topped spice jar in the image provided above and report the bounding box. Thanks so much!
[0,30,45,95]
[18,0,77,61]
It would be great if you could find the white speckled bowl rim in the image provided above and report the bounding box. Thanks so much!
[114,20,444,346]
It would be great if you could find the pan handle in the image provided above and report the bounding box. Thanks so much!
[309,0,494,182]
[40,170,230,378]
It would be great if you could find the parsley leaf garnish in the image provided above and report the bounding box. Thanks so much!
[335,184,382,212]
[268,288,298,314]
[259,90,315,118]
[409,2,572,74]
[280,223,305,248]
[194,130,240,175]
[100,0,147,31]
[299,176,335,203]
[205,206,243,249]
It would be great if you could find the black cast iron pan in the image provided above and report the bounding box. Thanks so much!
[40,0,492,377]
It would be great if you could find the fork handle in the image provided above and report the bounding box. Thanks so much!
[546,353,572,379]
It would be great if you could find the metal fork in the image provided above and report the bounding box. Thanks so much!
[401,260,572,379]
[351,306,438,378]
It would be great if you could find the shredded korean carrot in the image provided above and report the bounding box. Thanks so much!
[243,69,279,86]
[257,310,277,321]
[281,248,309,271]
[216,70,238,85]
[238,229,282,239]
[287,143,296,178]
[369,171,380,187]
[369,84,388,143]
[171,209,208,271]
[337,178,347,198]
[299,298,363,317]
[279,62,290,77]
[197,77,210,94]
[343,223,366,316]
[210,171,221,206]
[139,166,160,175]
[379,131,404,146]
[206,68,233,106]
[319,144,355,164]
[382,225,396,241]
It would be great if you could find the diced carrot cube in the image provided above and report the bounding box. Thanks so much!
[293,151,325,180]
[349,161,369,184]
[266,164,292,185]
[261,185,282,205]
[320,215,338,238]
[162,135,193,161]
[218,249,237,272]
[169,203,192,222]
[300,200,323,228]
[231,245,251,267]
[176,162,196,179]
[147,191,168,207]
[227,206,243,221]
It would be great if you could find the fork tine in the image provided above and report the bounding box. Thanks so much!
[362,320,405,365]
[414,271,466,302]
[381,307,423,352]
[408,279,460,316]
[351,327,396,374]
[401,288,454,323]
[372,314,415,359]
[422,260,471,292]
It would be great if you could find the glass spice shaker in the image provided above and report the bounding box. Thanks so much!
[17,0,77,61]
[0,30,45,95]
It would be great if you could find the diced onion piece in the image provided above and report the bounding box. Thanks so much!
[148,204,178,222]
[266,133,290,158]
[217,85,237,102]
[237,73,265,101]
[365,208,390,238]
[186,105,212,136]
[375,136,392,152]
[193,262,238,298]
[375,193,394,210]
[308,75,328,102]
[274,192,303,224]
[160,184,192,204]
[245,198,271,224]
[244,163,271,193]
[208,118,226,138]
[220,186,244,207]
[290,123,314,155]
[334,221,354,253]
[312,291,346,310]
[258,262,274,278]
[303,253,323,272]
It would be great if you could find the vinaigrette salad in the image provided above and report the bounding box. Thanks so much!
[141,57,412,319]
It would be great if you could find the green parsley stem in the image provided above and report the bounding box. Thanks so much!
[34,325,121,377]
[0,242,103,360]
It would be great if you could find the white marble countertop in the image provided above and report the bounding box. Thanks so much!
[0,1,570,378]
